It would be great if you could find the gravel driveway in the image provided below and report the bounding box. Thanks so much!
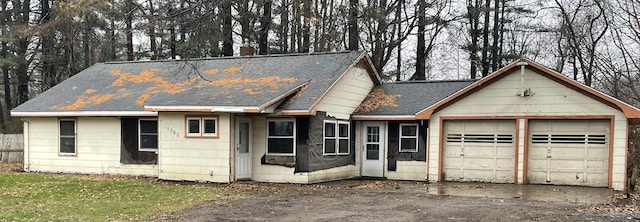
[166,180,640,222]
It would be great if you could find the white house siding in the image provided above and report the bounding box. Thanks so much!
[316,67,375,119]
[427,68,628,190]
[385,161,427,181]
[23,117,157,176]
[250,116,309,183]
[157,112,232,182]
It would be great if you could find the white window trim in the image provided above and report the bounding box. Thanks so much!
[139,118,158,152]
[399,123,419,153]
[58,119,77,156]
[323,120,350,156]
[266,118,296,156]
[186,117,201,136]
[185,116,219,138]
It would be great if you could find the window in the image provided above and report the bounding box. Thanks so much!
[267,119,295,155]
[59,119,76,155]
[399,124,418,152]
[186,116,218,137]
[531,134,607,144]
[324,120,350,155]
[139,119,158,152]
[446,133,514,144]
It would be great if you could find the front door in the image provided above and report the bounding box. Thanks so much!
[362,122,384,177]
[236,118,251,179]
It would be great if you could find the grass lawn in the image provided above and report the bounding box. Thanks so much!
[0,163,242,221]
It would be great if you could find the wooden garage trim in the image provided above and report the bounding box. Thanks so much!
[523,119,530,184]
[514,118,521,184]
[438,118,444,181]
[415,59,640,121]
[426,122,431,181]
[609,117,615,188]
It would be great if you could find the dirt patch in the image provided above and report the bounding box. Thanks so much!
[164,181,640,222]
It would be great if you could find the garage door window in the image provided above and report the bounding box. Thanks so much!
[531,134,607,144]
[446,134,513,143]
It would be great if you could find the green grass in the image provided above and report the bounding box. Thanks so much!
[0,163,242,221]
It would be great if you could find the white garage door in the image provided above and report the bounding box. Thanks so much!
[444,120,516,183]
[528,120,609,187]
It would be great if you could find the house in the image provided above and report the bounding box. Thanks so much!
[353,59,640,190]
[11,51,380,184]
[12,52,640,190]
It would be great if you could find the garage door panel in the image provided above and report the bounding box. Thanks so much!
[527,120,609,187]
[444,120,516,183]
[549,160,584,169]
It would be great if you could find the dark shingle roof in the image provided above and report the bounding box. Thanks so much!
[355,80,475,116]
[13,51,370,114]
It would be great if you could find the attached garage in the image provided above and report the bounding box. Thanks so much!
[527,120,609,187]
[443,120,516,183]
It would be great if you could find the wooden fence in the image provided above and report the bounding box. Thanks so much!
[0,134,23,163]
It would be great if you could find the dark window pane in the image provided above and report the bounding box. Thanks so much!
[140,120,158,133]
[269,121,293,136]
[367,127,379,142]
[140,135,158,149]
[267,138,294,154]
[325,122,335,137]
[338,123,349,137]
[60,138,75,153]
[366,144,379,160]
[204,119,216,134]
[325,139,336,154]
[188,119,200,134]
[338,139,349,154]
[401,125,417,136]
[60,120,75,136]
[550,134,586,144]
[400,138,417,152]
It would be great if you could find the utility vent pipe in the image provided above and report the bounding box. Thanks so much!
[518,59,528,97]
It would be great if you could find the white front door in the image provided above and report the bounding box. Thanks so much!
[236,118,252,179]
[362,122,384,177]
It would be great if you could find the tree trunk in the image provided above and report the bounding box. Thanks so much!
[126,0,134,61]
[348,0,358,51]
[301,0,310,52]
[148,0,157,60]
[490,0,500,72]
[480,0,490,77]
[280,0,289,52]
[15,0,30,104]
[467,0,479,79]
[259,0,272,55]
[222,0,233,56]
[41,0,56,90]
[413,0,426,80]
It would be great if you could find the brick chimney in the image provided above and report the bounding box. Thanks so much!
[240,44,255,56]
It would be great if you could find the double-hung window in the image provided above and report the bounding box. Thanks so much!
[399,123,418,152]
[59,119,76,155]
[186,116,218,137]
[139,119,158,152]
[267,119,295,155]
[324,120,350,155]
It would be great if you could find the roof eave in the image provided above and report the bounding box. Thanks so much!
[352,115,417,121]
[144,106,264,113]
[11,111,158,117]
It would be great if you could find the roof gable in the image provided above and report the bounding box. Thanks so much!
[12,51,379,117]
[415,59,640,120]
